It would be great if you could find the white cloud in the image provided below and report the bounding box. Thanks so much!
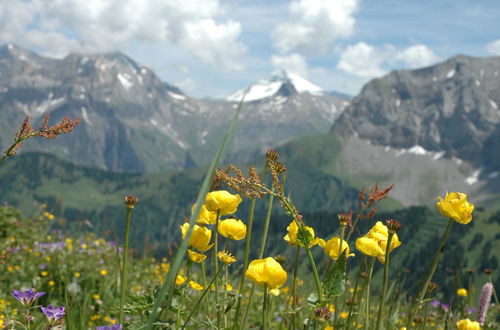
[486,39,500,55]
[337,42,387,78]
[272,0,358,55]
[338,42,441,78]
[0,0,246,70]
[395,44,441,68]
[271,53,309,77]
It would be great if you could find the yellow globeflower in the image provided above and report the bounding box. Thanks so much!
[205,190,242,215]
[192,204,217,225]
[189,281,204,290]
[356,236,384,257]
[284,221,325,248]
[187,250,207,263]
[245,257,287,290]
[456,318,480,330]
[436,192,474,224]
[218,218,247,240]
[180,223,213,252]
[218,250,237,265]
[457,288,468,297]
[100,270,108,276]
[175,275,187,285]
[323,237,354,260]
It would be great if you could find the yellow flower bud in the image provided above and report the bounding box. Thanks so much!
[192,204,217,225]
[323,237,355,260]
[218,250,237,265]
[457,288,468,297]
[245,257,287,290]
[189,281,204,290]
[436,192,474,224]
[284,221,323,248]
[175,275,187,285]
[456,318,480,330]
[187,250,207,263]
[205,190,242,215]
[218,218,247,240]
[180,223,213,252]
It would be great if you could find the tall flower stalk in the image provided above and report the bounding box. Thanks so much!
[119,195,138,325]
[364,257,375,328]
[375,230,394,329]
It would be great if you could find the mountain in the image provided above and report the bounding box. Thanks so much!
[0,44,348,172]
[333,54,500,176]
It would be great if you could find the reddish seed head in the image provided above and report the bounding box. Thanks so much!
[124,195,139,209]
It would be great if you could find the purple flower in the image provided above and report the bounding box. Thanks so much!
[478,282,493,325]
[41,305,65,323]
[430,299,440,307]
[39,263,47,270]
[96,325,122,330]
[12,288,45,307]
[440,303,450,310]
[466,307,476,314]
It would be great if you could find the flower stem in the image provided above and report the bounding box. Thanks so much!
[214,210,221,329]
[375,233,394,330]
[200,261,210,315]
[407,218,453,327]
[181,266,223,330]
[305,246,323,304]
[346,255,365,330]
[232,198,256,327]
[262,284,268,330]
[119,206,134,324]
[364,257,375,329]
[291,245,300,330]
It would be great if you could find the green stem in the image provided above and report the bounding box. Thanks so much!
[333,225,346,324]
[346,255,365,330]
[224,239,230,328]
[232,198,256,327]
[364,257,375,329]
[201,261,210,315]
[375,233,394,330]
[407,218,453,327]
[305,246,323,303]
[181,266,223,330]
[291,245,300,330]
[241,191,274,330]
[262,284,268,330]
[214,210,221,329]
[119,206,134,324]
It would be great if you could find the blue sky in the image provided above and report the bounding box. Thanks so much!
[1,0,499,98]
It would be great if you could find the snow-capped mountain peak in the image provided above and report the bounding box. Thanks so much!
[227,70,323,102]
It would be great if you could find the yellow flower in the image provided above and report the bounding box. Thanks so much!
[457,288,468,297]
[192,204,217,225]
[100,269,108,276]
[218,218,247,240]
[187,250,207,263]
[323,237,355,260]
[284,221,325,248]
[340,312,348,319]
[92,294,100,300]
[356,236,384,257]
[436,192,474,224]
[324,325,334,330]
[226,284,233,291]
[180,223,213,252]
[74,272,81,278]
[205,190,242,215]
[218,250,237,265]
[269,288,281,296]
[41,271,49,277]
[456,318,481,330]
[176,275,187,285]
[245,257,287,289]
[189,281,204,290]
[48,280,55,286]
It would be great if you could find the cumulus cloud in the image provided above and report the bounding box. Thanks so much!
[486,39,500,55]
[395,44,441,68]
[0,0,246,70]
[271,53,309,77]
[272,0,358,55]
[338,42,441,78]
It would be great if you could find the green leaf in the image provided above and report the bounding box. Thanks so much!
[296,223,313,247]
[324,249,347,297]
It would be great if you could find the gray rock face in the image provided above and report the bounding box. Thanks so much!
[333,55,500,170]
[0,44,348,172]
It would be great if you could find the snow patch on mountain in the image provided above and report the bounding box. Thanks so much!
[117,73,133,90]
[227,70,323,102]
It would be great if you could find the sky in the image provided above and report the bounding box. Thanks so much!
[1,0,500,98]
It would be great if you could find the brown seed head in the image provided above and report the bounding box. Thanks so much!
[124,195,139,209]
[413,316,424,324]
[338,210,353,227]
[385,219,401,234]
[360,272,368,279]
[466,269,474,274]
[484,268,493,275]
[274,161,286,174]
[266,149,280,161]
[273,254,287,265]
[427,282,438,292]
[314,306,331,322]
